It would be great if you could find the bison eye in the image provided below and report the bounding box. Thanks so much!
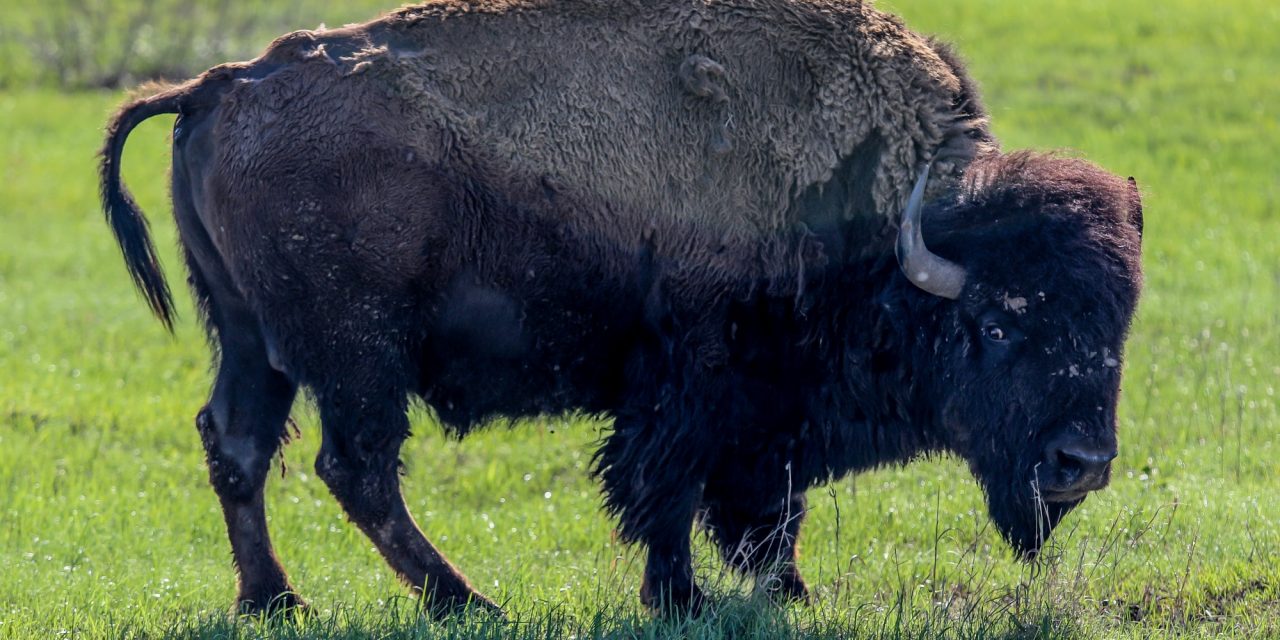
[982,323,1007,342]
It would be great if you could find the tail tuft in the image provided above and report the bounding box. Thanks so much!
[99,89,185,331]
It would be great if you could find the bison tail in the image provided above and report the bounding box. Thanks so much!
[99,84,187,331]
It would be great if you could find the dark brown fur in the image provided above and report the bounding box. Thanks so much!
[99,0,1141,618]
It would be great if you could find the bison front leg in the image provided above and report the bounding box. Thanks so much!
[598,409,712,615]
[313,386,500,618]
[701,490,809,604]
[196,326,302,616]
[596,346,726,615]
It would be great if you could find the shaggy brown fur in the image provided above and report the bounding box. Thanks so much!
[94,0,1147,622]
[103,0,994,323]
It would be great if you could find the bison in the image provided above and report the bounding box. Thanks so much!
[99,0,1143,617]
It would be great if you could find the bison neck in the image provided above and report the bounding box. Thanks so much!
[724,253,949,490]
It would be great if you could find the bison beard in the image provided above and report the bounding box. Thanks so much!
[97,0,1143,619]
[975,456,1081,559]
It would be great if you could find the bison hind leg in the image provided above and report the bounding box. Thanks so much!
[310,359,502,619]
[188,265,305,617]
[173,159,306,616]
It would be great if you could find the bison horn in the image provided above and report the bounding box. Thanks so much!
[896,161,967,299]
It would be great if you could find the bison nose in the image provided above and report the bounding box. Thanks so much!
[1044,443,1117,498]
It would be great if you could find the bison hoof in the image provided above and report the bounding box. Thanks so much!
[235,590,309,620]
[640,580,708,618]
[761,574,810,606]
[422,590,506,621]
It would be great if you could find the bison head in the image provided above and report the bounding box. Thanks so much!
[899,152,1144,557]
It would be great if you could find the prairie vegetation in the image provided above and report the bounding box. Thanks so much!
[0,0,1276,637]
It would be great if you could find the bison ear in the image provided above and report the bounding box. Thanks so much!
[1126,177,1143,244]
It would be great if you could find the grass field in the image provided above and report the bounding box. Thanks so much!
[1,0,1278,638]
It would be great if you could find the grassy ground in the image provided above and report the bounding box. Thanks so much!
[1,0,1278,637]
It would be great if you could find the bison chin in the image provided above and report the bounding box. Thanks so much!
[980,474,1083,560]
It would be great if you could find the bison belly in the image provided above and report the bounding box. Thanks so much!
[418,255,650,433]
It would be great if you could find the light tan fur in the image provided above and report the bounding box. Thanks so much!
[186,0,991,294]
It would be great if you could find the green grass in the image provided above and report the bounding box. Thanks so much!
[1,0,1278,637]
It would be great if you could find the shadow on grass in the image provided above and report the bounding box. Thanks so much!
[130,593,1085,640]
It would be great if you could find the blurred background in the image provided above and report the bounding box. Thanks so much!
[0,0,389,89]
